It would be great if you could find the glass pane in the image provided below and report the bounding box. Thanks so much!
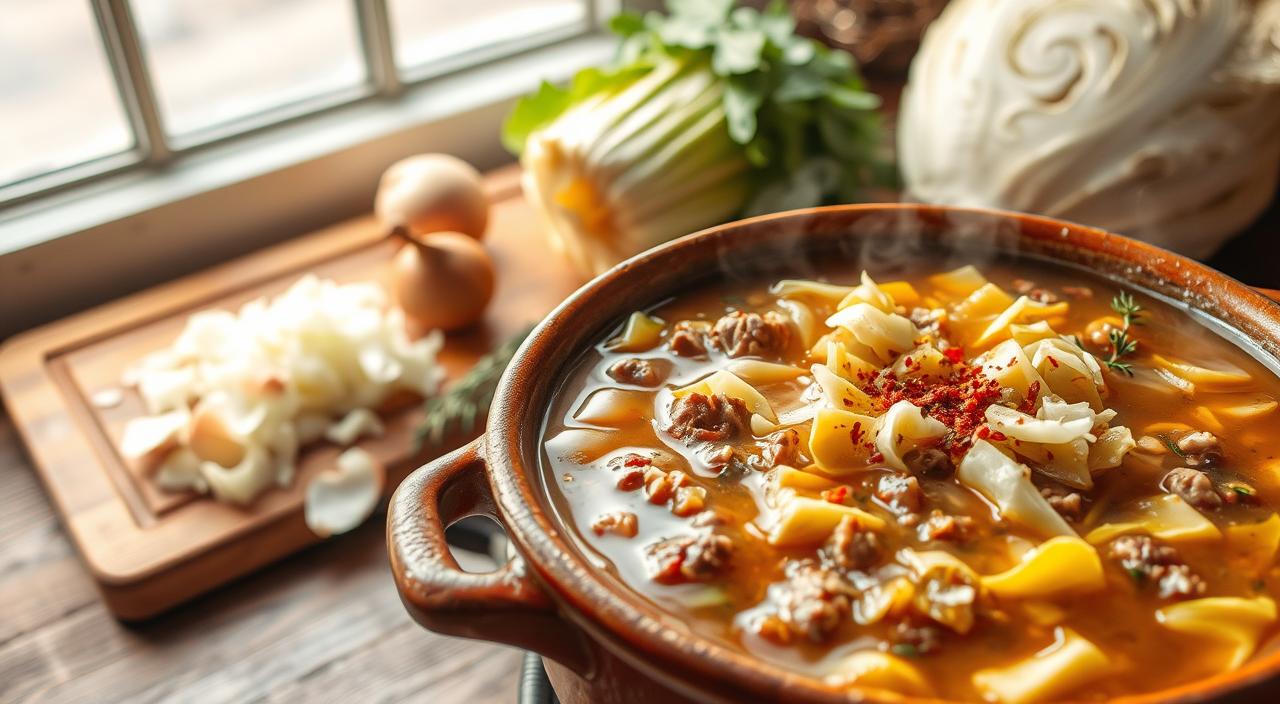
[0,0,134,188]
[389,0,588,71]
[132,0,366,138]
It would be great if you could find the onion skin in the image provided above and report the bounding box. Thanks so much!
[390,230,495,332]
[375,154,489,240]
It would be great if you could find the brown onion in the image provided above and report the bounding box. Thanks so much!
[389,230,495,332]
[375,154,488,239]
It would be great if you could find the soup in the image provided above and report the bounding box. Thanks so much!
[540,259,1280,702]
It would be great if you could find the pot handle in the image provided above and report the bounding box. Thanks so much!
[388,438,592,674]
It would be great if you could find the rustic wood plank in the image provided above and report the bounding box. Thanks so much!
[0,510,519,704]
[0,412,100,648]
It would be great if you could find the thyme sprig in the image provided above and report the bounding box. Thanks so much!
[416,325,534,448]
[1103,291,1143,376]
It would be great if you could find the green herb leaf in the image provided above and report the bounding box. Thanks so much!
[1127,567,1148,585]
[1100,290,1143,375]
[501,81,571,155]
[608,12,646,38]
[890,643,920,658]
[723,74,763,143]
[417,326,534,448]
[503,0,887,214]
[1158,434,1187,457]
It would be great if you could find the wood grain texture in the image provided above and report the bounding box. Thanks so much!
[0,410,522,704]
[0,165,584,619]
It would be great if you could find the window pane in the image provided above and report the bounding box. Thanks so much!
[389,0,588,71]
[0,0,134,188]
[132,0,366,138]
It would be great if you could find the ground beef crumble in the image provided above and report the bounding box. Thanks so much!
[1108,535,1207,599]
[645,532,733,584]
[875,473,923,514]
[917,509,976,543]
[666,392,750,443]
[751,428,804,470]
[1177,431,1223,468]
[1040,484,1085,521]
[822,516,884,571]
[711,310,792,358]
[889,619,943,655]
[591,511,638,538]
[1161,466,1222,510]
[607,452,652,491]
[753,561,857,644]
[903,447,954,477]
[668,321,709,357]
[606,357,663,386]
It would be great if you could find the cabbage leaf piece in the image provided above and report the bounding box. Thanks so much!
[825,303,918,364]
[1024,338,1105,410]
[810,363,874,414]
[823,651,933,696]
[1084,494,1222,544]
[1151,354,1252,391]
[767,495,885,546]
[972,628,1110,704]
[835,272,896,313]
[928,265,988,297]
[875,401,948,473]
[1225,514,1280,575]
[1157,597,1277,669]
[981,537,1104,599]
[770,279,855,304]
[979,339,1048,406]
[810,407,876,475]
[897,549,980,634]
[958,440,1075,538]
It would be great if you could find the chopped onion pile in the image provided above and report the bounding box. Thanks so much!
[120,275,444,507]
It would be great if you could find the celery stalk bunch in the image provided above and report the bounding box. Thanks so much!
[503,0,886,276]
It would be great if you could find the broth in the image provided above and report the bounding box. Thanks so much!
[540,258,1280,702]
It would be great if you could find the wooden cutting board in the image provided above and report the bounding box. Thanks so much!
[0,165,584,620]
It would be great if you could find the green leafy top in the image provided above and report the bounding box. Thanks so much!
[1103,291,1144,376]
[416,326,533,448]
[502,0,886,213]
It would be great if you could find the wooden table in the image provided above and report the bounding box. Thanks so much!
[0,409,522,704]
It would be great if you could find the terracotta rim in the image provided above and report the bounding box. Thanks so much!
[487,203,1280,703]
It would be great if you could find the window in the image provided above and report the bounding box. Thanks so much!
[0,0,619,337]
[0,0,602,210]
[0,0,134,192]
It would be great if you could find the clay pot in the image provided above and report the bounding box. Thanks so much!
[389,204,1280,703]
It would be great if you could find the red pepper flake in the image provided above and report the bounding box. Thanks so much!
[859,359,1002,456]
[942,347,965,364]
[623,454,652,468]
[976,426,991,440]
[1047,355,1060,369]
[869,452,885,463]
[903,356,916,368]
[1018,381,1042,414]
[822,486,850,504]
[988,430,1007,441]
[1007,356,1019,367]
[850,422,864,444]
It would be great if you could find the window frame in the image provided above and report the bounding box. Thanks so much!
[0,0,642,337]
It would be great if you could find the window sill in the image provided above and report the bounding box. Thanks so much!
[0,33,614,338]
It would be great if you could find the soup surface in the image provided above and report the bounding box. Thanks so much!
[540,259,1280,702]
